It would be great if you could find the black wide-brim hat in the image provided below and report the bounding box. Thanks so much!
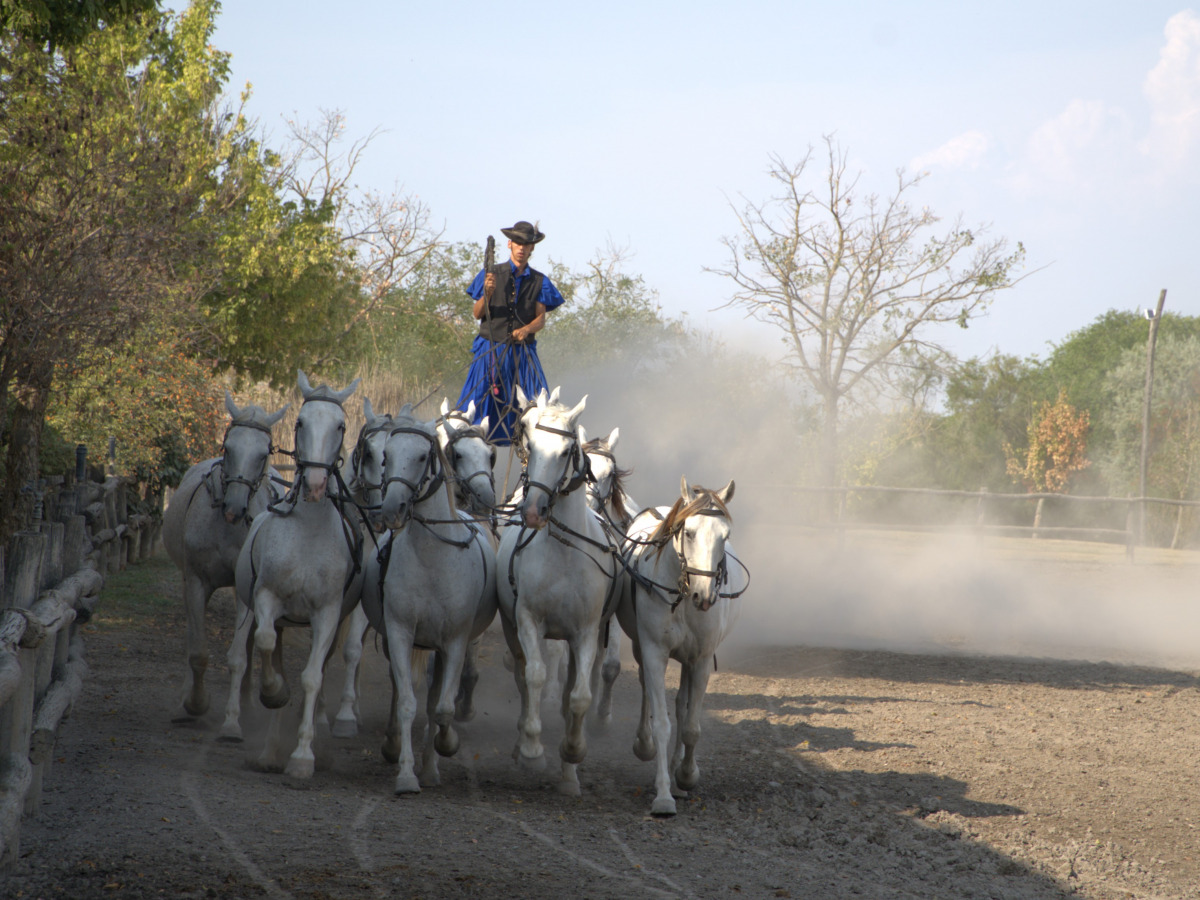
[501,220,545,244]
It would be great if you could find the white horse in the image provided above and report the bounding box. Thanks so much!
[496,388,620,795]
[617,477,745,816]
[161,391,287,726]
[435,399,497,723]
[330,399,393,739]
[359,408,497,793]
[233,371,363,778]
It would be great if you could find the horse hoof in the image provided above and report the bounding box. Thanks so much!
[182,696,209,718]
[514,747,547,773]
[331,717,358,739]
[557,779,581,798]
[674,766,700,792]
[633,738,656,762]
[434,727,459,758]
[419,768,441,789]
[259,688,289,710]
[394,773,421,795]
[453,702,476,723]
[559,737,587,766]
[216,727,244,744]
[285,757,315,779]
[650,795,678,817]
[381,742,400,766]
[251,756,284,774]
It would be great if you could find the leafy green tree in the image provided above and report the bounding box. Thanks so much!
[0,0,158,50]
[0,0,249,538]
[1100,335,1200,547]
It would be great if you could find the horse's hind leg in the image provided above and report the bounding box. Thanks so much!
[593,618,621,730]
[672,659,711,795]
[181,573,212,717]
[454,636,480,722]
[333,605,369,738]
[219,602,256,741]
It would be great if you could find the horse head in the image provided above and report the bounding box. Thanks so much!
[438,398,497,515]
[349,397,393,530]
[294,370,359,502]
[220,391,288,524]
[671,476,735,612]
[380,413,442,531]
[515,391,588,530]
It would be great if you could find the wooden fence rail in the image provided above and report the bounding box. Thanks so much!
[0,475,159,870]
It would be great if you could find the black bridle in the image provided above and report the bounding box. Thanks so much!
[438,411,497,508]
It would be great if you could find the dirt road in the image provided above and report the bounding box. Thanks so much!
[8,546,1200,899]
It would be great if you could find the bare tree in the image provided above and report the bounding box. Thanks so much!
[711,137,1026,489]
[280,110,443,360]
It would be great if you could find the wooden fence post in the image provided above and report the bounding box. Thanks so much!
[1032,497,1045,540]
[975,486,989,529]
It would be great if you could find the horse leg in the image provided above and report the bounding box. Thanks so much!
[454,635,481,722]
[673,658,711,795]
[595,618,621,728]
[219,602,255,741]
[180,573,212,717]
[253,592,289,709]
[560,626,598,773]
[284,605,341,780]
[384,629,421,794]
[639,645,676,817]
[631,642,656,762]
[255,706,287,773]
[544,638,566,709]
[333,604,369,738]
[511,609,548,771]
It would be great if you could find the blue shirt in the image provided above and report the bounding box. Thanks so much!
[466,261,565,312]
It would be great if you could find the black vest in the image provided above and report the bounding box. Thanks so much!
[479,264,544,342]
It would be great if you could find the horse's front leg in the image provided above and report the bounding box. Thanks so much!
[333,604,370,738]
[181,572,213,717]
[219,602,256,741]
[512,606,548,771]
[561,626,598,766]
[285,604,342,779]
[253,591,289,709]
[384,625,421,794]
[638,642,676,817]
[421,644,465,788]
[673,658,712,795]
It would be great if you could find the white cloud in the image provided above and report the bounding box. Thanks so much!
[1007,98,1132,198]
[1139,9,1200,165]
[910,130,991,172]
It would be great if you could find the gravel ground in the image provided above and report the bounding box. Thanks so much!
[8,546,1200,899]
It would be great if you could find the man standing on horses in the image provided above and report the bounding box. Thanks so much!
[456,220,565,445]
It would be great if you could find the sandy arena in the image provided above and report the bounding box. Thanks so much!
[8,530,1200,899]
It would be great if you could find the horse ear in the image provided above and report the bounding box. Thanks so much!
[606,427,619,450]
[364,397,375,420]
[225,390,239,418]
[465,399,476,420]
[297,370,313,398]
[333,378,360,405]
[578,425,589,445]
[399,402,414,418]
[478,415,489,435]
[566,394,587,426]
[548,385,561,404]
[681,475,694,503]
[717,479,735,505]
[536,388,549,408]
[439,397,450,416]
[515,385,530,408]
[266,404,290,427]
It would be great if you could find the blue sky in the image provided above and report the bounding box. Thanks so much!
[210,1,1200,363]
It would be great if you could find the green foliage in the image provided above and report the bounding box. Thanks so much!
[47,326,226,492]
[0,0,159,50]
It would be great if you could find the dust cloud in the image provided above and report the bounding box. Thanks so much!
[546,353,1200,674]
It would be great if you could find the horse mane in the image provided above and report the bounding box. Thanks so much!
[583,438,633,525]
[649,485,731,546]
[230,405,280,431]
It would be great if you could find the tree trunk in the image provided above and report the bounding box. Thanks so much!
[0,364,51,546]
[818,393,840,521]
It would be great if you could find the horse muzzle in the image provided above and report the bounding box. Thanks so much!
[302,472,329,502]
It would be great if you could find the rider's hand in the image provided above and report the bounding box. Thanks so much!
[483,273,496,299]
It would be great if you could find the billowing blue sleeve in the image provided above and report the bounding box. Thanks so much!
[540,276,565,312]
[466,268,486,300]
